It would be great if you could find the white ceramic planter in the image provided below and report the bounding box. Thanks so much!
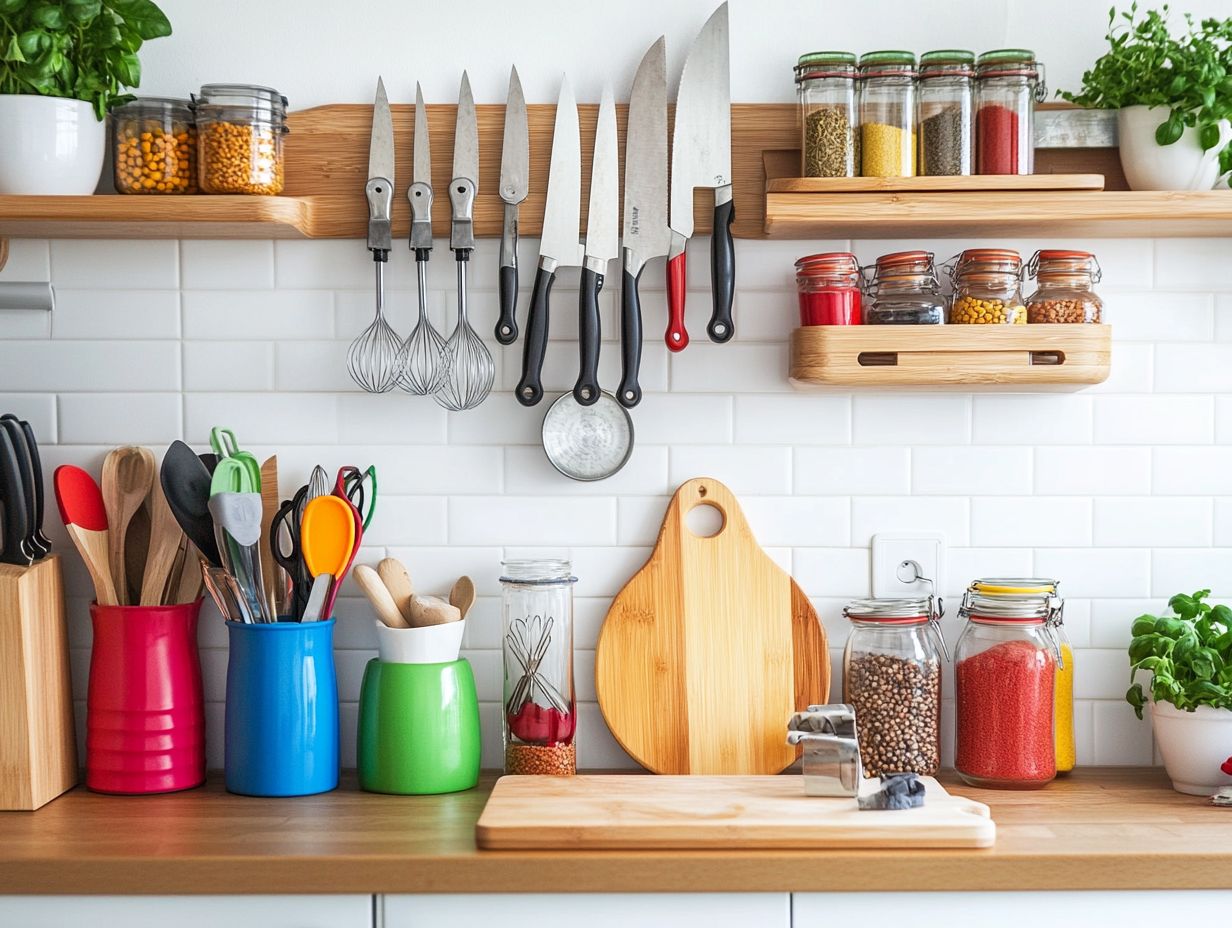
[1150,699,1232,795]
[1118,104,1232,191]
[375,618,466,664]
[0,95,106,195]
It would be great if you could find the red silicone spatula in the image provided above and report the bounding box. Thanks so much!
[54,464,119,606]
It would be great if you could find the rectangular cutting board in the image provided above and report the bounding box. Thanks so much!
[475,775,996,849]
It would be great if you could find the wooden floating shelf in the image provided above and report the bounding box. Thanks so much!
[789,324,1112,391]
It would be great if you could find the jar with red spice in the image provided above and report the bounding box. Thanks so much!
[862,250,946,324]
[1026,250,1103,324]
[796,252,862,325]
[501,559,577,775]
[947,247,1027,324]
[955,591,1063,789]
[975,49,1045,175]
[842,597,947,777]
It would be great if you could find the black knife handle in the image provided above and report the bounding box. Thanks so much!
[0,419,39,559]
[617,267,644,408]
[574,266,604,407]
[497,265,519,345]
[517,265,555,407]
[708,194,735,343]
[18,418,49,552]
[0,429,29,565]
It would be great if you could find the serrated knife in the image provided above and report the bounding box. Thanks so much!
[618,36,668,407]
[496,65,528,345]
[573,83,619,407]
[667,2,734,351]
[517,76,582,408]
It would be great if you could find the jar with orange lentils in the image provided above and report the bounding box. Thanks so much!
[113,98,198,194]
[194,83,288,195]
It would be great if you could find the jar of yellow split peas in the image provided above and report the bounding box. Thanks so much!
[113,97,198,194]
[194,83,288,195]
[947,248,1027,324]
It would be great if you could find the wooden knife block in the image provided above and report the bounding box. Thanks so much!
[0,555,78,810]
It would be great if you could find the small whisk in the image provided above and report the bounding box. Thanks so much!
[305,465,329,503]
[398,256,450,395]
[435,258,495,411]
[347,262,403,393]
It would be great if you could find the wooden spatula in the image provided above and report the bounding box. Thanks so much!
[449,575,476,620]
[53,465,118,606]
[259,456,282,616]
[377,557,415,624]
[354,564,408,629]
[101,446,155,606]
[140,479,185,606]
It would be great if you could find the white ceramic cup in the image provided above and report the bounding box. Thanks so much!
[1118,104,1232,191]
[375,618,465,664]
[0,94,107,195]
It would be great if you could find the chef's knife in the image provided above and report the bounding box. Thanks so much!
[517,76,582,408]
[496,65,529,345]
[619,36,669,408]
[18,418,50,554]
[366,76,395,262]
[0,427,30,566]
[667,2,734,350]
[408,81,433,257]
[574,84,619,408]
[0,416,45,559]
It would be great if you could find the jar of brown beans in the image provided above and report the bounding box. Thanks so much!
[1026,250,1103,323]
[113,98,198,194]
[194,83,288,195]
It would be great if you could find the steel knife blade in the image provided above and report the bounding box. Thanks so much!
[409,81,433,252]
[450,71,479,253]
[365,76,394,258]
[496,65,530,344]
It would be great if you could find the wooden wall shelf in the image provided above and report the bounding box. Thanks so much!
[789,324,1112,391]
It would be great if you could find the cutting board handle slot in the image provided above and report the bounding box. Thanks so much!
[684,499,726,538]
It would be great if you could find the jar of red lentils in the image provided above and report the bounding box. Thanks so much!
[954,591,1062,789]
[795,252,862,325]
[194,83,288,195]
[113,97,198,194]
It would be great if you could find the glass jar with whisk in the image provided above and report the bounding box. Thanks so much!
[501,559,577,775]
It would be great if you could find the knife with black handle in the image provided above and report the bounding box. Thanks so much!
[616,264,645,408]
[708,189,736,343]
[516,262,555,407]
[19,418,50,554]
[0,427,30,566]
[0,416,45,559]
[573,264,604,406]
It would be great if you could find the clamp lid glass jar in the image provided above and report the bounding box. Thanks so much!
[955,591,1061,788]
[862,250,946,324]
[842,598,947,777]
[975,49,1045,175]
[917,50,975,177]
[795,252,862,325]
[948,248,1026,324]
[796,52,859,178]
[1026,250,1103,324]
[113,97,197,195]
[859,51,917,177]
[194,82,288,195]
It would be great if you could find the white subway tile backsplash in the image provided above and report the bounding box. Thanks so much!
[273,238,377,289]
[51,289,181,339]
[504,445,670,496]
[449,497,617,545]
[0,308,50,338]
[635,394,733,445]
[181,241,274,290]
[50,239,178,289]
[1154,344,1232,393]
[669,445,791,494]
[851,497,970,546]
[795,446,908,495]
[671,343,789,393]
[794,547,871,598]
[1036,446,1151,496]
[338,393,448,445]
[1090,598,1162,649]
[913,446,1033,495]
[1076,649,1136,700]
[357,496,447,546]
[184,393,338,445]
[0,394,55,440]
[1092,700,1153,765]
[1155,239,1232,290]
[1104,291,1213,341]
[1215,499,1232,547]
[275,340,360,392]
[184,341,275,391]
[446,392,543,445]
[1089,341,1152,395]
[0,341,180,392]
[1094,396,1214,444]
[2,238,49,277]
[740,496,849,547]
[971,497,1092,547]
[728,290,798,341]
[735,395,849,445]
[183,289,335,340]
[372,445,503,495]
[944,547,1034,597]
[58,393,180,445]
[1094,497,1213,547]
[616,496,672,546]
[1036,548,1151,597]
[973,395,1092,444]
[1152,548,1232,597]
[853,395,969,445]
[383,546,505,597]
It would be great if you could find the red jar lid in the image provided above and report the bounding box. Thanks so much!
[796,252,860,278]
[877,250,932,270]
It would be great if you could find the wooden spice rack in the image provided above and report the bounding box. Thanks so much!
[789,324,1112,390]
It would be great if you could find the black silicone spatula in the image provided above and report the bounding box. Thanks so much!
[160,440,221,567]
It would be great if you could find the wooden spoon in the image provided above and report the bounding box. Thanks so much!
[259,456,282,616]
[53,465,118,606]
[409,594,462,628]
[140,479,185,606]
[449,575,476,620]
[101,446,155,606]
[377,557,415,625]
[354,564,409,629]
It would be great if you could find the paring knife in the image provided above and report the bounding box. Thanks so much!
[667,2,734,351]
[574,83,619,407]
[450,72,479,327]
[408,81,434,265]
[366,76,394,265]
[496,65,529,345]
[517,76,582,408]
[619,36,669,407]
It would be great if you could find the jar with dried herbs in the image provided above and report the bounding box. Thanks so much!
[917,50,974,176]
[795,52,858,178]
[948,248,1027,324]
[195,83,288,195]
[1026,250,1103,323]
[859,51,917,177]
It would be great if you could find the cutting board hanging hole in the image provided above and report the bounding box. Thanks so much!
[685,502,725,538]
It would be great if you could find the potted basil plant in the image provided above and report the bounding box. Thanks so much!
[1128,590,1232,795]
[0,0,172,194]
[1061,5,1232,191]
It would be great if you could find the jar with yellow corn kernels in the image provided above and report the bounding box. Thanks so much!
[194,84,288,195]
[947,248,1027,324]
[113,98,198,195]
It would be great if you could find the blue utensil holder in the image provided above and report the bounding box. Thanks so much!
[224,618,339,797]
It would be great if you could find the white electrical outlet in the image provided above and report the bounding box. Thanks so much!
[872,532,947,599]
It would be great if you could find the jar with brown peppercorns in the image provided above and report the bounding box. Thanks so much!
[947,247,1027,324]
[842,597,947,777]
[113,97,198,194]
[194,83,288,195]
[1025,250,1103,323]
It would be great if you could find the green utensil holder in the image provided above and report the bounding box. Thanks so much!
[357,658,481,795]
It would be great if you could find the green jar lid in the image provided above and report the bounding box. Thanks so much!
[978,48,1036,64]
[921,49,976,66]
[798,51,857,67]
[859,50,917,68]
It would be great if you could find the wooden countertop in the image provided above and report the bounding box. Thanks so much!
[0,768,1227,895]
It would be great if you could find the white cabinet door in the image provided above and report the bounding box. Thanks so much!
[384,893,789,928]
[0,895,372,928]
[793,890,1232,926]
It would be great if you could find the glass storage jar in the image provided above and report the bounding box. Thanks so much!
[975,49,1045,175]
[842,598,947,777]
[113,97,197,194]
[795,252,862,325]
[948,248,1027,324]
[968,578,1073,774]
[862,250,946,324]
[501,559,577,775]
[858,51,917,177]
[1026,250,1103,323]
[955,590,1062,788]
[917,50,974,176]
[796,52,859,178]
[195,83,288,195]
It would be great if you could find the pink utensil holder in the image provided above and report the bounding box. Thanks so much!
[86,600,206,794]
